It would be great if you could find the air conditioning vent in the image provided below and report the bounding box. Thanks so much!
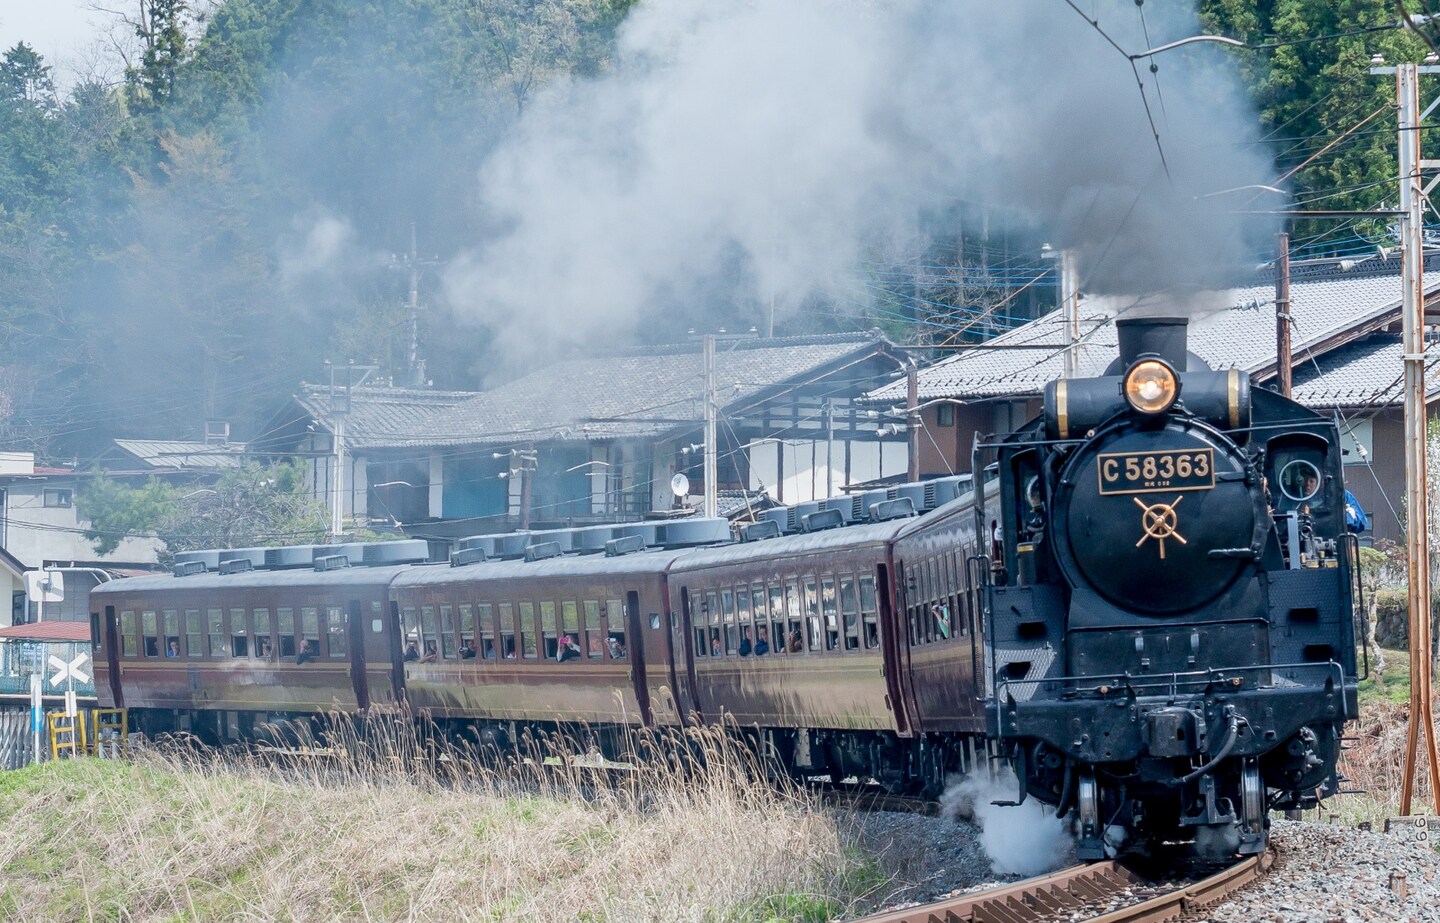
[660,518,731,546]
[801,509,845,532]
[605,534,646,557]
[218,548,266,570]
[450,548,487,567]
[173,550,220,572]
[524,542,563,562]
[313,554,351,572]
[265,545,319,569]
[173,561,207,577]
[218,558,254,575]
[870,497,917,522]
[361,540,430,566]
[741,520,781,542]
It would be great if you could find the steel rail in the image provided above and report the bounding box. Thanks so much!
[851,852,1268,923]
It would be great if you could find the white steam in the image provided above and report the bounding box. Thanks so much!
[447,0,1277,367]
[942,770,1074,876]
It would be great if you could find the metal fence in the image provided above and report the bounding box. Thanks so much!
[0,708,30,769]
[0,638,96,698]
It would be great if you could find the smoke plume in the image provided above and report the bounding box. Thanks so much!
[447,0,1277,366]
[942,770,1074,876]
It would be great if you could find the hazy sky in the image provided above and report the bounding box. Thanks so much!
[0,1,112,83]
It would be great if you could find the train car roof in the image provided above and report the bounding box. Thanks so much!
[89,562,412,597]
[670,492,976,572]
[389,547,687,588]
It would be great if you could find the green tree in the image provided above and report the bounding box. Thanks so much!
[1198,0,1430,250]
[128,0,192,114]
[78,462,327,559]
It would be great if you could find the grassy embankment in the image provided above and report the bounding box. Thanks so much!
[0,724,896,923]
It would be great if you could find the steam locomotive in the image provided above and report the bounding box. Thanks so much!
[88,315,1358,858]
[984,316,1359,858]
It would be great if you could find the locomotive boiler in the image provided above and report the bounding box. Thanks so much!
[982,316,1359,858]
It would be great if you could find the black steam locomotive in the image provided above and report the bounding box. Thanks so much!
[982,316,1359,858]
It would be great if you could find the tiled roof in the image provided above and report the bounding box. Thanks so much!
[0,621,90,641]
[369,332,894,449]
[294,386,477,449]
[112,440,246,469]
[867,270,1426,403]
[1290,333,1440,409]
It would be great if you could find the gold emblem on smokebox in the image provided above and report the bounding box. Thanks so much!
[1134,495,1187,560]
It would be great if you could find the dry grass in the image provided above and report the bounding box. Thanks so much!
[1337,648,1440,825]
[0,718,888,923]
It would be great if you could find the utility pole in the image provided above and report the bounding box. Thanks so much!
[703,334,718,519]
[907,360,920,481]
[1377,59,1440,816]
[519,444,536,530]
[326,362,377,542]
[393,223,440,388]
[1275,232,1292,399]
[1061,249,1080,378]
[824,401,835,500]
[690,328,758,518]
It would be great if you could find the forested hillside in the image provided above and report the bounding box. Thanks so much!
[0,0,1427,458]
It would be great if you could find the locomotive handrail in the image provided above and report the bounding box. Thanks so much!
[1338,532,1369,681]
[964,553,990,698]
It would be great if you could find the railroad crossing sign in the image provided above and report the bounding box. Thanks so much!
[49,652,90,688]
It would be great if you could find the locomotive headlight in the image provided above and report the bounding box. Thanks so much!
[1123,359,1179,414]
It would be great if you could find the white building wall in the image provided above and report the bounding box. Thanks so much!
[747,439,909,504]
[1,479,162,567]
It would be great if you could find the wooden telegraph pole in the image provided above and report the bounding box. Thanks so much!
[1390,61,1440,816]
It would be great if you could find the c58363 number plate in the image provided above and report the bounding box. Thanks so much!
[1096,448,1215,495]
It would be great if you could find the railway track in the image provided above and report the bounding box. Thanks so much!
[853,851,1271,923]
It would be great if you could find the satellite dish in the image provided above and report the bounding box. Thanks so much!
[671,473,691,498]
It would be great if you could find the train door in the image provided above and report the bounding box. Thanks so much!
[101,604,123,707]
[670,587,699,722]
[346,600,369,710]
[388,601,406,704]
[624,590,653,725]
[880,561,919,733]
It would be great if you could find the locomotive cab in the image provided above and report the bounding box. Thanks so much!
[981,315,1359,860]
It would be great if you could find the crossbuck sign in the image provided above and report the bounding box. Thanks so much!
[49,652,90,688]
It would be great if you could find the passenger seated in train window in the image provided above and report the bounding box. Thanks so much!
[403,642,420,662]
[931,604,951,640]
[482,639,496,659]
[420,641,439,663]
[260,638,274,660]
[165,639,181,657]
[503,637,516,659]
[865,623,878,648]
[557,635,581,662]
[144,637,159,657]
[754,627,769,656]
[787,628,804,653]
[710,630,723,656]
[460,639,477,659]
[738,627,753,657]
[296,639,318,665]
[607,636,626,660]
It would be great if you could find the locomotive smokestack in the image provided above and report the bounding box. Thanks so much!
[1116,317,1189,370]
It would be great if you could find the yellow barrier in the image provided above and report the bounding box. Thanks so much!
[92,709,128,757]
[48,711,87,760]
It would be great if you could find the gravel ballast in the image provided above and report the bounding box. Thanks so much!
[846,814,1440,922]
